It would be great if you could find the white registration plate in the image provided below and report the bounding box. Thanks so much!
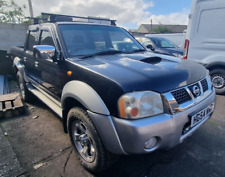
[191,103,215,127]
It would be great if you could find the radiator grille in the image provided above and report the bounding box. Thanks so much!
[201,78,208,92]
[171,88,192,104]
[171,78,209,105]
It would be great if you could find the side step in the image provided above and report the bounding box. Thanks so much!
[26,83,62,118]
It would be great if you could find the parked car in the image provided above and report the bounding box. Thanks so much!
[145,33,186,49]
[184,0,225,94]
[136,36,183,58]
[11,14,215,173]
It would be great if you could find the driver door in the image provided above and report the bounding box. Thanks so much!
[34,28,67,99]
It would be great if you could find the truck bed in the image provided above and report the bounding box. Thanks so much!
[10,46,24,58]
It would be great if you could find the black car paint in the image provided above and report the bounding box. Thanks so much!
[63,52,206,116]
[11,23,207,117]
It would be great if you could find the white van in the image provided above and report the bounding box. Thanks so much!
[184,0,225,94]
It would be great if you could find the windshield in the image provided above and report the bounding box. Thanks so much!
[58,24,145,57]
[150,37,177,48]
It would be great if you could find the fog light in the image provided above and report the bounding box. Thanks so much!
[145,137,157,149]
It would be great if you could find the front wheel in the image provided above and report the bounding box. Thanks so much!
[210,69,225,94]
[67,107,117,173]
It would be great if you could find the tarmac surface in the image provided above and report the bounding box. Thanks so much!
[0,94,225,177]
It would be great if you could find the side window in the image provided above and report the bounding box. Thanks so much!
[27,31,36,51]
[40,30,55,46]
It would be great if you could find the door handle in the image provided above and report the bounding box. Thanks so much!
[23,57,27,62]
[35,61,39,67]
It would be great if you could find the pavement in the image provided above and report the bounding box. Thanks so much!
[0,125,25,177]
[0,94,225,177]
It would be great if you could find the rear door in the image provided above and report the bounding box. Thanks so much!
[23,27,38,80]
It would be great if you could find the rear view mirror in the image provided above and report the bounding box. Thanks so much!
[33,45,56,60]
[146,44,155,51]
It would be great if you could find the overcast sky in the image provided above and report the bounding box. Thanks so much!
[15,0,193,29]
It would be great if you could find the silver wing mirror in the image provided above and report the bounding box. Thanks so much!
[33,45,56,60]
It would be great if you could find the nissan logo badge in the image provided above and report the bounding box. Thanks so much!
[193,85,200,96]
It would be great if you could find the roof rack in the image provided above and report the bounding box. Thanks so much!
[28,12,116,26]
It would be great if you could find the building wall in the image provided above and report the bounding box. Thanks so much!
[0,23,28,75]
[137,24,187,34]
[0,23,28,53]
[137,25,148,33]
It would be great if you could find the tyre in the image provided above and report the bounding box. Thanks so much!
[210,69,225,94]
[67,107,116,173]
[17,72,33,101]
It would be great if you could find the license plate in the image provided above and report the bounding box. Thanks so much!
[191,103,215,127]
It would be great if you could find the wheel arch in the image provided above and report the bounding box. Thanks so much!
[206,62,225,71]
[61,81,110,132]
[206,63,225,94]
[13,57,29,82]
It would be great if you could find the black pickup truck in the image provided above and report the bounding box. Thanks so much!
[10,15,216,172]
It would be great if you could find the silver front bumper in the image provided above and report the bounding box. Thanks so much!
[112,89,216,154]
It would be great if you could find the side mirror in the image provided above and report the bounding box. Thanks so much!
[146,44,155,51]
[33,45,56,61]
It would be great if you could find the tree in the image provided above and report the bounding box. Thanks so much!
[0,0,26,23]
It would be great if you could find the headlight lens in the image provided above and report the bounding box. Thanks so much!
[118,91,164,119]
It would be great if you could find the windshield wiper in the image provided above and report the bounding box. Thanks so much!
[124,49,146,54]
[80,50,123,59]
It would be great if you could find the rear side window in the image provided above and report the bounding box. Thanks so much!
[40,30,55,46]
[27,30,36,51]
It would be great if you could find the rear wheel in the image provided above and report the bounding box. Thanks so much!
[210,69,225,94]
[67,107,116,173]
[17,72,33,101]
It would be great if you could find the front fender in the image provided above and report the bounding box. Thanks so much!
[61,81,110,115]
[61,81,126,154]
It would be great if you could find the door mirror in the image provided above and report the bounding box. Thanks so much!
[146,44,155,51]
[33,45,56,60]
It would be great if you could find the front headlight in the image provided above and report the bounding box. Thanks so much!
[118,91,164,119]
